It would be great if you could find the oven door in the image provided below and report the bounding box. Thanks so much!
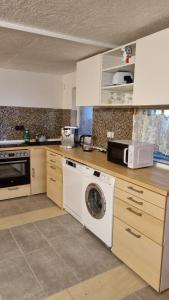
[0,157,30,188]
[107,141,129,166]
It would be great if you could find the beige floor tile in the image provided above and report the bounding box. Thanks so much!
[0,207,66,230]
[45,290,73,300]
[67,265,147,300]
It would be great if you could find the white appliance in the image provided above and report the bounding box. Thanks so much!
[107,140,154,169]
[112,71,134,85]
[82,167,115,247]
[61,126,78,148]
[62,158,85,223]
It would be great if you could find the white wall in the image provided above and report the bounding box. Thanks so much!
[62,72,76,109]
[0,68,63,109]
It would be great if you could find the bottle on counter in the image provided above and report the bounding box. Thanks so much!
[23,128,30,143]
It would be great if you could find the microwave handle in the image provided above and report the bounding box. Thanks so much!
[123,148,128,165]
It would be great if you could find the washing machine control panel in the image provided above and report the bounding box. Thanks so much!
[93,171,100,177]
[92,169,115,185]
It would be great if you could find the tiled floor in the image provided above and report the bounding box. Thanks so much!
[0,213,120,300]
[0,194,55,218]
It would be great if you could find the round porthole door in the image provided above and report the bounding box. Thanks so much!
[85,183,106,219]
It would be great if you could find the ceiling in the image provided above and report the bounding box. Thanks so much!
[0,0,169,74]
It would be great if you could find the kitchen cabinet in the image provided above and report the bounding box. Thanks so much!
[0,185,30,201]
[133,28,169,105]
[62,72,76,109]
[30,148,46,194]
[112,178,169,292]
[76,54,102,106]
[47,151,63,208]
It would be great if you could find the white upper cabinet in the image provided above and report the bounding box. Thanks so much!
[62,72,76,109]
[76,54,102,106]
[133,28,169,105]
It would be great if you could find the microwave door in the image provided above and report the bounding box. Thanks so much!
[107,142,129,166]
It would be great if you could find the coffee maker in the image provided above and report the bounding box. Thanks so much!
[61,126,78,148]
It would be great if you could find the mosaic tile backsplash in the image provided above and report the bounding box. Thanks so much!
[0,106,72,140]
[92,107,134,148]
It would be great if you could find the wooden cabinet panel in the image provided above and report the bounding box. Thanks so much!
[112,218,162,291]
[115,188,165,221]
[114,199,164,245]
[0,185,30,201]
[47,151,63,208]
[115,178,166,209]
[133,28,169,105]
[47,151,62,168]
[76,54,102,106]
[31,149,46,195]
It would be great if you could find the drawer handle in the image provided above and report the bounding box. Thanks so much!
[49,153,56,157]
[128,197,143,206]
[128,186,144,194]
[127,207,142,217]
[8,187,19,190]
[50,159,56,163]
[50,165,56,170]
[50,178,56,182]
[125,228,141,239]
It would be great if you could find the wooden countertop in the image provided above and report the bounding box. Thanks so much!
[46,145,169,196]
[1,144,169,196]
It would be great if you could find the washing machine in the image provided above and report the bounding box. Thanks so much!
[82,166,115,247]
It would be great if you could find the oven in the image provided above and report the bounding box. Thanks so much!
[0,150,30,188]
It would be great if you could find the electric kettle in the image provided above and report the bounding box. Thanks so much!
[79,135,93,151]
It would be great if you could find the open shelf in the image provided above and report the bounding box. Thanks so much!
[102,62,135,73]
[102,83,134,92]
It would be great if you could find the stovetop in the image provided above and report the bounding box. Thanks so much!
[0,140,61,148]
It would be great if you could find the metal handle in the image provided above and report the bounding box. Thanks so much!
[123,148,128,165]
[128,186,144,194]
[125,228,141,239]
[50,165,56,170]
[32,168,35,178]
[50,178,56,182]
[127,196,143,206]
[49,153,56,157]
[0,160,27,165]
[127,207,142,216]
[50,159,56,163]
[8,187,19,191]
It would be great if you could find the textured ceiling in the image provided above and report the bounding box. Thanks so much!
[0,27,102,74]
[1,0,169,73]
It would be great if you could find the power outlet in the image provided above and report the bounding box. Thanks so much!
[107,131,114,139]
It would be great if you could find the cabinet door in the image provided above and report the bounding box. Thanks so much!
[31,149,46,194]
[47,166,63,208]
[112,218,162,291]
[76,54,102,106]
[133,28,169,105]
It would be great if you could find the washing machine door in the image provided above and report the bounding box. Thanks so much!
[85,183,106,219]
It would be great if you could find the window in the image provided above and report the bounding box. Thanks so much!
[133,109,169,163]
[78,107,93,136]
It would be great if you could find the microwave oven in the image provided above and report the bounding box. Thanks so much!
[107,140,154,169]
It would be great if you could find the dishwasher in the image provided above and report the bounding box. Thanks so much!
[62,158,85,223]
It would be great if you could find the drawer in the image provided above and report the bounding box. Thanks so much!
[114,199,164,244]
[47,163,58,178]
[112,217,162,291]
[47,175,63,208]
[47,151,62,168]
[116,178,166,209]
[0,185,30,201]
[115,188,165,221]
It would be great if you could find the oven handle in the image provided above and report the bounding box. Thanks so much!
[0,160,28,164]
[123,148,128,165]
